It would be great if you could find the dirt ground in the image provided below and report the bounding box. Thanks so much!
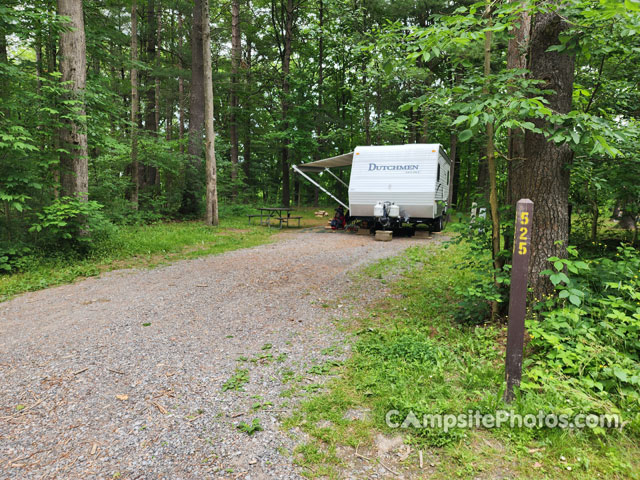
[0,230,441,479]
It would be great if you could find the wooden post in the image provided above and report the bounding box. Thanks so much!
[504,198,533,403]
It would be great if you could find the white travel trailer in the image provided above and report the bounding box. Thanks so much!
[292,144,451,231]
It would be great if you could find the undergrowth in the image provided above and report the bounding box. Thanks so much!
[286,242,640,479]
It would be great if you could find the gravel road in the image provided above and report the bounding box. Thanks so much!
[0,230,441,479]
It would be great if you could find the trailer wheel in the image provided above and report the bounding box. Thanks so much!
[432,216,444,232]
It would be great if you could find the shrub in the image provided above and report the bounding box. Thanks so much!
[29,197,113,252]
[0,243,32,272]
[526,245,640,410]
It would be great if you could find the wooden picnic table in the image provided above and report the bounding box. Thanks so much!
[248,207,302,228]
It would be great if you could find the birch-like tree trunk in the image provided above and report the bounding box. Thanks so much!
[57,0,88,201]
[202,0,218,226]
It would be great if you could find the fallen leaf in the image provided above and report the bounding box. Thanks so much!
[115,394,128,401]
[533,462,542,469]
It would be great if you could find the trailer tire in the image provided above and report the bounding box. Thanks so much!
[432,216,444,232]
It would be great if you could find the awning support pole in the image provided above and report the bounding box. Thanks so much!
[292,165,349,210]
[324,168,349,188]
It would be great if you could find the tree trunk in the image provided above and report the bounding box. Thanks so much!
[144,0,157,134]
[229,0,241,200]
[130,0,139,209]
[181,0,206,214]
[484,4,502,319]
[242,37,252,187]
[57,0,88,201]
[202,0,218,226]
[510,10,575,300]
[591,201,599,242]
[141,0,158,188]
[155,6,162,136]
[447,133,457,211]
[35,33,42,94]
[178,14,185,155]
[451,153,460,207]
[505,3,531,252]
[0,34,7,64]
[280,0,294,207]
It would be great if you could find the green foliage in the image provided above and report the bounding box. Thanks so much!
[446,215,510,324]
[0,243,32,272]
[236,418,263,435]
[29,197,112,252]
[222,368,250,392]
[289,242,640,478]
[527,245,640,413]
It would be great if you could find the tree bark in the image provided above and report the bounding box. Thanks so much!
[229,0,241,200]
[242,36,252,188]
[280,0,294,207]
[505,3,531,252]
[130,0,139,209]
[314,0,324,204]
[202,0,219,226]
[178,13,185,155]
[447,133,457,211]
[0,34,7,64]
[510,10,575,300]
[57,0,88,201]
[181,0,206,214]
[144,0,157,134]
[155,6,162,136]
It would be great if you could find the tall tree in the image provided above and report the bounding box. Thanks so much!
[181,0,206,214]
[483,3,502,310]
[203,0,219,226]
[511,8,575,299]
[178,13,185,155]
[242,34,252,187]
[274,0,296,207]
[229,0,241,200]
[57,0,88,200]
[130,0,139,209]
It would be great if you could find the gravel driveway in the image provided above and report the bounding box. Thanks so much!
[1,230,440,479]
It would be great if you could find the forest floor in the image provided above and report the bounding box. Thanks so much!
[0,228,442,479]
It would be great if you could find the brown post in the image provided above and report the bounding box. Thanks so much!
[504,198,534,403]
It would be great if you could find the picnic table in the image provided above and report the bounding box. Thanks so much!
[248,207,302,228]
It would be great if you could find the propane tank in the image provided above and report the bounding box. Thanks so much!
[373,201,384,218]
[388,203,400,218]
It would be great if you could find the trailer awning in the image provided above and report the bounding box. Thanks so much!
[295,152,353,172]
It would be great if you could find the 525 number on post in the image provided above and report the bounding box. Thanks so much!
[518,211,529,255]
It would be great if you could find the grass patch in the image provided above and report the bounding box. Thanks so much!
[287,242,640,479]
[222,368,250,392]
[0,206,330,302]
[236,418,263,435]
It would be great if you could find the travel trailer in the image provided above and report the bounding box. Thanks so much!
[292,144,450,231]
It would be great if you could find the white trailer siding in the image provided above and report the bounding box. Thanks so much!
[348,144,449,219]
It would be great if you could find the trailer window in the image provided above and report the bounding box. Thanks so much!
[447,171,450,185]
[437,163,441,182]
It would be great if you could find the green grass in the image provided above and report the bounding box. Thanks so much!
[0,206,331,302]
[222,368,250,392]
[286,242,640,479]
